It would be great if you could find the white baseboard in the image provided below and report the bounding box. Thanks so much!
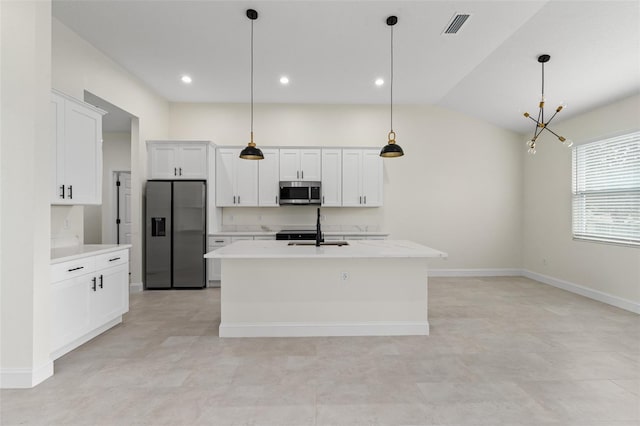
[522,270,640,314]
[429,268,522,277]
[129,282,143,293]
[0,360,53,389]
[219,321,430,337]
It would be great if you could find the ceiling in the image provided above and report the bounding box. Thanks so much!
[52,0,640,134]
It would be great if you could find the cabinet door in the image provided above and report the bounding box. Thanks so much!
[149,145,178,179]
[216,149,236,206]
[235,157,258,206]
[361,149,383,206]
[51,94,66,203]
[178,145,208,179]
[91,264,128,328]
[321,149,342,206]
[51,275,91,353]
[259,149,280,206]
[279,149,300,180]
[63,100,103,204]
[300,149,322,181]
[341,150,362,206]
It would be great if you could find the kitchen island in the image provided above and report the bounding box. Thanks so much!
[205,240,446,337]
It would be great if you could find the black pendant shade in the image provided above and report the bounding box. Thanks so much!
[239,8,264,160]
[380,15,404,158]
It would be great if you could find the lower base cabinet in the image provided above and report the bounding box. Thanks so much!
[51,249,129,360]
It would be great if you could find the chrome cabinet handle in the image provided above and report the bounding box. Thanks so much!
[92,277,97,291]
[60,185,65,199]
[68,185,73,199]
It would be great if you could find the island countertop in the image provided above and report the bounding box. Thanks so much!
[205,239,446,260]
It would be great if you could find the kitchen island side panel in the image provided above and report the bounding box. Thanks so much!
[219,257,429,337]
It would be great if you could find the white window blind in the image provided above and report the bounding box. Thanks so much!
[572,131,640,246]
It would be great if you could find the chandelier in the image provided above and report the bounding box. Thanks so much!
[523,54,572,155]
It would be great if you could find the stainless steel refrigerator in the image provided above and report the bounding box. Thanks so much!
[145,180,206,289]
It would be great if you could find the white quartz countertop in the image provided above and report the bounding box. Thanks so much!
[205,240,446,259]
[209,231,390,237]
[51,244,132,264]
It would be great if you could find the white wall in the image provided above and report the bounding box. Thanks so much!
[170,103,524,269]
[523,94,640,305]
[52,19,169,286]
[84,132,131,244]
[1,0,53,387]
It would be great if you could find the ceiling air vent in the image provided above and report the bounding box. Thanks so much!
[443,13,471,34]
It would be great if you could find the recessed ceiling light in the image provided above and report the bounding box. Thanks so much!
[375,78,384,86]
[181,75,192,84]
[280,76,289,85]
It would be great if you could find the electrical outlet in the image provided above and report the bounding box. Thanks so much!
[341,271,349,281]
[63,219,70,230]
[542,258,548,266]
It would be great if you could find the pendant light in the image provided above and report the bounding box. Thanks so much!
[239,9,264,160]
[523,54,572,155]
[380,15,404,158]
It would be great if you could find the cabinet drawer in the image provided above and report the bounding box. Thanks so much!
[209,236,231,246]
[94,250,129,270]
[51,257,95,283]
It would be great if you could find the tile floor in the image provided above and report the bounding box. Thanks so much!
[1,276,639,425]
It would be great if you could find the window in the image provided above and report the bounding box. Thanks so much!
[572,130,640,246]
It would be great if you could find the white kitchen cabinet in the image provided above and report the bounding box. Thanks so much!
[51,90,106,205]
[147,141,209,179]
[341,149,383,207]
[51,248,129,360]
[321,149,342,206]
[279,149,321,181]
[216,148,258,207]
[258,149,280,206]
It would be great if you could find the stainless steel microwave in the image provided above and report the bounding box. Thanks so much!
[279,181,321,205]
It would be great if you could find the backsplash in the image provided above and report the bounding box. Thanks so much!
[220,206,384,232]
[51,205,84,248]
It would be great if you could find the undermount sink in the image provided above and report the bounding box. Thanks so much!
[287,241,349,247]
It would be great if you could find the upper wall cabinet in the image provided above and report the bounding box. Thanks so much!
[258,149,280,206]
[216,148,258,207]
[342,148,383,207]
[279,149,321,181]
[147,141,209,179]
[51,90,106,205]
[321,149,342,206]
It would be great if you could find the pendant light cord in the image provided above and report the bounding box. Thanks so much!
[250,18,254,141]
[390,23,394,133]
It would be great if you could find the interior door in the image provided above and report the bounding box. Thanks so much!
[117,172,132,244]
